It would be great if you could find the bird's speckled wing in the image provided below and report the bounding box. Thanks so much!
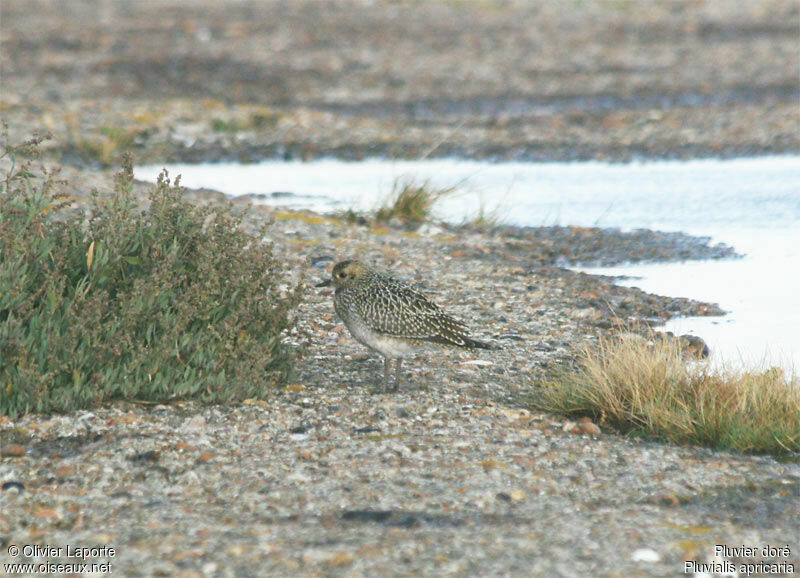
[357,275,472,346]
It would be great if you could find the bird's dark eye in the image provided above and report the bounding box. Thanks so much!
[337,272,346,278]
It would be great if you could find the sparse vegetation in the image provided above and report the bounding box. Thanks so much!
[0,133,302,417]
[375,177,456,225]
[211,118,242,133]
[533,333,800,454]
[462,196,505,230]
[334,207,370,226]
[211,108,280,133]
[67,119,150,166]
[338,178,504,230]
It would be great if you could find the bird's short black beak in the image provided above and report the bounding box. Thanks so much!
[315,278,332,288]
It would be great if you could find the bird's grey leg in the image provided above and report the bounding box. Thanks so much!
[383,357,392,393]
[393,358,403,391]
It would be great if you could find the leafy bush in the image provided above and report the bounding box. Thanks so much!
[0,134,302,416]
[532,333,800,454]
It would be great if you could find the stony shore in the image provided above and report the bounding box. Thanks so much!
[1,1,799,576]
[2,199,798,577]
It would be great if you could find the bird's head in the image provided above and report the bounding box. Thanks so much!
[315,260,372,289]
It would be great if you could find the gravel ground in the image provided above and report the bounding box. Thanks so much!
[2,204,798,577]
[1,0,798,163]
[1,1,799,576]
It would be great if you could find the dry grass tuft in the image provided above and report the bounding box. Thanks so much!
[375,178,456,225]
[463,197,506,230]
[533,334,800,454]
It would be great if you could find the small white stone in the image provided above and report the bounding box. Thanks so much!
[286,471,312,483]
[416,223,444,236]
[459,359,493,366]
[182,415,206,431]
[631,548,661,562]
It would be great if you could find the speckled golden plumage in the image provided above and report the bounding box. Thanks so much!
[316,260,491,391]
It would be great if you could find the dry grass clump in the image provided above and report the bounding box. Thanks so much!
[344,176,501,229]
[462,197,506,230]
[66,119,150,166]
[534,334,800,454]
[375,177,456,225]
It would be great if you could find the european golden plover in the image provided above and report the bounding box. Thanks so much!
[316,260,492,391]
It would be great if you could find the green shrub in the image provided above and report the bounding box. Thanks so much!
[532,333,800,454]
[0,134,302,416]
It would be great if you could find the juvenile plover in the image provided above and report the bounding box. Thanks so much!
[316,260,492,391]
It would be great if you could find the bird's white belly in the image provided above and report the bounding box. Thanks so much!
[345,316,415,358]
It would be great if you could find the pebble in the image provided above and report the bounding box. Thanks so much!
[578,418,602,436]
[1,480,25,493]
[1,444,27,457]
[459,359,494,366]
[631,548,661,563]
[55,465,77,478]
[182,415,207,431]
